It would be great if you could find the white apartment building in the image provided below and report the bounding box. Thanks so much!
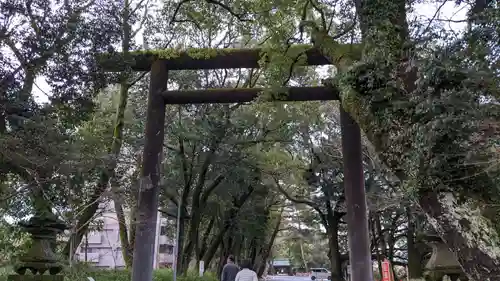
[74,200,175,269]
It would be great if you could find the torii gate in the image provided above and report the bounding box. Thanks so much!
[99,46,372,281]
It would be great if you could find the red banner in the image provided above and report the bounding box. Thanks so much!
[382,259,392,281]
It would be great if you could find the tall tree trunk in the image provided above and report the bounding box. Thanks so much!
[370,216,383,278]
[128,203,138,265]
[202,230,226,268]
[181,173,225,272]
[347,0,500,277]
[326,213,342,281]
[252,246,263,272]
[249,238,257,264]
[128,169,139,264]
[202,187,254,267]
[387,213,401,281]
[257,208,283,278]
[374,213,387,258]
[296,211,308,272]
[181,143,225,271]
[419,191,500,280]
[299,241,307,272]
[113,1,133,267]
[227,231,235,258]
[199,217,215,261]
[111,46,133,267]
[112,177,132,268]
[232,234,244,259]
[217,243,227,277]
[354,0,500,278]
[406,207,423,279]
[176,188,189,274]
[122,154,141,267]
[63,0,132,257]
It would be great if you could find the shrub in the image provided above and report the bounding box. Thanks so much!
[0,264,218,281]
[65,268,217,281]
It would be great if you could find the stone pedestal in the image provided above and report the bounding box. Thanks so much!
[423,235,467,281]
[11,212,67,277]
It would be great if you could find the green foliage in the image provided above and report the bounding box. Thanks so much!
[0,220,31,266]
[0,0,123,221]
[68,269,216,281]
[0,268,218,281]
[1,0,499,279]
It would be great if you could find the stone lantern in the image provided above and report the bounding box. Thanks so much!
[8,210,67,281]
[423,235,467,281]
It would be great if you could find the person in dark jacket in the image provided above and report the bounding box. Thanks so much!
[221,255,239,281]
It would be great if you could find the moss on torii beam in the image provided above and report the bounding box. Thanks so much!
[97,45,335,71]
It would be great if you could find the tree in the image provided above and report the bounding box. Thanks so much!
[0,0,122,243]
[178,0,499,279]
[5,0,498,280]
[317,1,500,279]
[63,0,153,264]
[0,219,30,266]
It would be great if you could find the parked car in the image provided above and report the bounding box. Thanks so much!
[310,268,331,280]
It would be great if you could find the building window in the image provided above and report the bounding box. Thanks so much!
[159,244,173,254]
[160,226,167,236]
[80,247,96,253]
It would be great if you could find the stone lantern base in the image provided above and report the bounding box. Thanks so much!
[9,213,67,280]
[423,235,467,281]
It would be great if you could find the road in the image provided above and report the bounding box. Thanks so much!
[265,275,311,281]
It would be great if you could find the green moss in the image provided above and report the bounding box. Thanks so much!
[126,46,261,60]
[308,27,363,68]
[340,87,369,127]
[284,44,313,57]
[100,44,322,63]
[145,49,182,59]
[186,48,218,59]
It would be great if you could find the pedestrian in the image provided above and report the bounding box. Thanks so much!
[235,260,258,281]
[221,255,240,281]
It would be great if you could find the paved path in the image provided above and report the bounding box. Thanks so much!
[265,275,311,281]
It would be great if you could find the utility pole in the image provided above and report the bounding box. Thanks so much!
[153,211,162,269]
[69,225,76,267]
[173,202,181,281]
[85,232,89,262]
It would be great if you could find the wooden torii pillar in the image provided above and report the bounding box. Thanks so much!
[99,46,372,281]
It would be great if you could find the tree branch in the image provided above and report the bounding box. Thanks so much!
[204,0,251,21]
[271,176,330,226]
[199,174,225,205]
[158,208,191,219]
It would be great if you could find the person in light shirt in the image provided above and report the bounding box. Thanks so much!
[235,260,258,281]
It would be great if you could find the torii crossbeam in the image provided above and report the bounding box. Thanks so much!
[98,45,370,281]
